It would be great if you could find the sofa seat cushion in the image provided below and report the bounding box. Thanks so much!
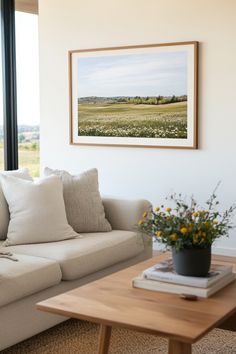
[6,231,144,281]
[0,254,62,308]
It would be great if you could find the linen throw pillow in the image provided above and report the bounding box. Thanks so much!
[0,168,33,240]
[0,175,78,246]
[44,168,112,233]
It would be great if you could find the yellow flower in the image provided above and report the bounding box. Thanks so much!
[142,211,148,218]
[201,232,206,238]
[155,207,160,212]
[192,211,199,218]
[170,233,177,241]
[193,236,199,244]
[138,220,143,225]
[203,221,209,227]
[197,230,202,236]
[166,207,172,213]
[188,224,193,232]
[155,231,162,237]
[180,227,188,235]
[213,219,219,224]
[199,210,208,216]
[166,216,171,221]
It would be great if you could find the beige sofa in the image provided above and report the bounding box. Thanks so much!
[0,198,152,351]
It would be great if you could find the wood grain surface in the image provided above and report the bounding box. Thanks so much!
[37,253,236,346]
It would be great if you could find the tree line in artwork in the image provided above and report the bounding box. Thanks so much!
[78,95,187,106]
[115,95,187,105]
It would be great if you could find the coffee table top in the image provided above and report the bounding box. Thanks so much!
[37,253,236,344]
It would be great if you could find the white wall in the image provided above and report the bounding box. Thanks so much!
[38,0,236,254]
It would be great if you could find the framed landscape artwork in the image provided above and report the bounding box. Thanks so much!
[69,41,198,149]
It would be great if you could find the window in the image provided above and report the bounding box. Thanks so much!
[1,0,18,171]
[0,0,39,173]
[15,11,39,177]
[0,28,4,170]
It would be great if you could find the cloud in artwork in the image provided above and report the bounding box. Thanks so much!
[77,50,187,97]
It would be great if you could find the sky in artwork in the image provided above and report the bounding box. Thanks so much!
[77,50,187,97]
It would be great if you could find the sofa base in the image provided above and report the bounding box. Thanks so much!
[0,250,151,351]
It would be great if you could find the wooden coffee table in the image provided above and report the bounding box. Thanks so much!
[37,254,236,354]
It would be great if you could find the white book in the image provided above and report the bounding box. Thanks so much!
[132,273,235,298]
[143,260,232,289]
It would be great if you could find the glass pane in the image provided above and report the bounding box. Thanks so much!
[15,11,39,177]
[0,17,4,171]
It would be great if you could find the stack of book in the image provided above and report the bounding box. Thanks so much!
[132,259,235,298]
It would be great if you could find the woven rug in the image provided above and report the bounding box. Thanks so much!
[1,319,236,354]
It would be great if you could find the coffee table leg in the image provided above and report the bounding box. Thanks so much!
[98,324,112,354]
[168,339,191,354]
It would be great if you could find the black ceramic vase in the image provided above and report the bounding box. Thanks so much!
[172,247,211,277]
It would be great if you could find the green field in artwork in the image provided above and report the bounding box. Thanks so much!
[78,100,187,139]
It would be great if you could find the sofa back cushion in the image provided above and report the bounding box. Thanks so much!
[44,167,112,233]
[0,168,33,240]
[0,175,78,246]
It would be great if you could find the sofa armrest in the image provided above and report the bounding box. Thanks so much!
[102,198,153,258]
[102,198,152,231]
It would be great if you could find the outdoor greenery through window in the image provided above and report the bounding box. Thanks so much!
[15,11,39,177]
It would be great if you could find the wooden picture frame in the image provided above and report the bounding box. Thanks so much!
[69,41,198,149]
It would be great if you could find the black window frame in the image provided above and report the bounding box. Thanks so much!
[1,0,18,170]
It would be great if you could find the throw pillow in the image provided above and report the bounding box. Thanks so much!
[0,168,33,240]
[44,167,112,233]
[0,175,78,246]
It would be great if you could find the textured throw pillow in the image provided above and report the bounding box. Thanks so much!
[44,167,112,233]
[0,168,33,240]
[0,175,78,246]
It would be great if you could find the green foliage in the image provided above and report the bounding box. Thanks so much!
[0,126,40,177]
[31,142,38,151]
[138,187,236,251]
[0,143,39,177]
[118,95,187,105]
[78,95,187,106]
[18,134,25,143]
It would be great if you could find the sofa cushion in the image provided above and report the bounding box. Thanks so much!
[0,175,78,246]
[0,168,33,240]
[6,231,144,280]
[44,167,112,233]
[0,254,62,307]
